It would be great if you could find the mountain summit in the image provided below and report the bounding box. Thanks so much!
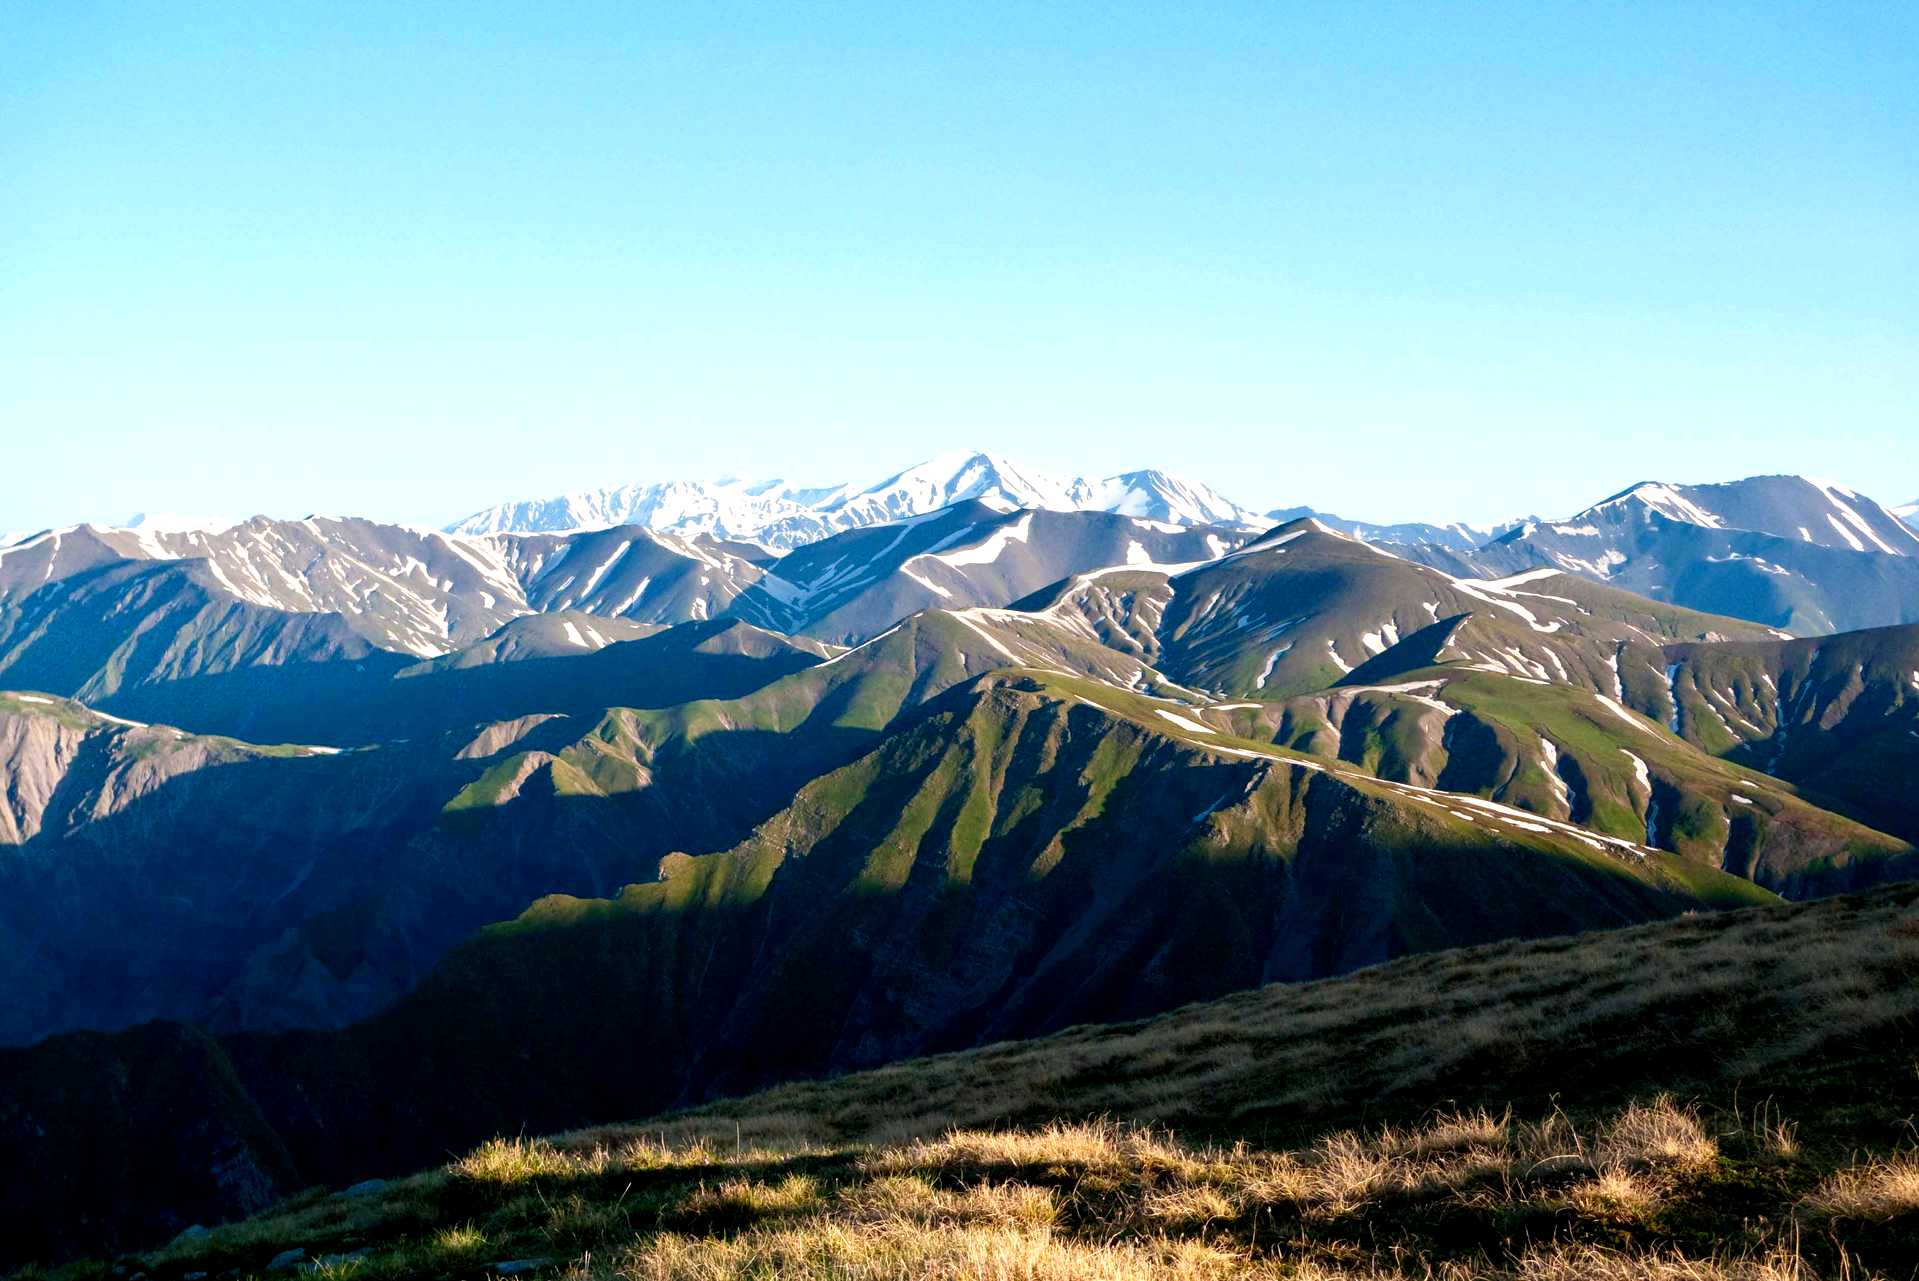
[1445,474,1919,634]
[1572,475,1919,556]
[447,451,1269,548]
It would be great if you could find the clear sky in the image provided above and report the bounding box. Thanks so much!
[4,2,1914,532]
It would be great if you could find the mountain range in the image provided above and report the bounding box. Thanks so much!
[447,451,1271,547]
[2,455,1917,1260]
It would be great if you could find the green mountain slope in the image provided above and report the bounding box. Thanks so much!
[1197,667,1916,897]
[0,670,1782,1261]
[1659,623,1919,842]
[455,671,1767,1093]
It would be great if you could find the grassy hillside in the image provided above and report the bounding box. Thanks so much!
[58,882,1919,1280]
[1218,665,1917,897]
[0,670,1784,1264]
[423,670,1767,1102]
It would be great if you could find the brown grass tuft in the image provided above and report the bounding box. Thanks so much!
[1801,1153,1919,1221]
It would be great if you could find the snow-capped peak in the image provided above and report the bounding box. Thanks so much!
[1570,475,1919,556]
[1087,469,1269,528]
[1588,482,1726,528]
[832,451,1084,521]
[447,452,1270,550]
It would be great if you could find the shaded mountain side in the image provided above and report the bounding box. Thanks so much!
[91,616,830,746]
[0,608,1117,1046]
[0,696,496,1044]
[0,557,401,712]
[1661,623,1919,842]
[0,612,1070,1046]
[0,673,1780,1260]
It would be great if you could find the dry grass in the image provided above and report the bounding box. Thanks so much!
[38,886,1919,1281]
[111,1086,1919,1279]
[1801,1154,1919,1222]
[116,1099,1868,1280]
[841,1175,1058,1230]
[451,1136,580,1185]
[675,1173,825,1223]
[600,1223,1267,1281]
[1568,1169,1659,1220]
[636,884,1919,1170]
[1595,1098,1720,1174]
[429,1223,484,1253]
[1505,1244,1812,1280]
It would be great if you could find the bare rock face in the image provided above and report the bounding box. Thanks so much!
[0,704,91,843]
[0,698,258,843]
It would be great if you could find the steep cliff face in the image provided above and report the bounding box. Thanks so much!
[0,700,93,843]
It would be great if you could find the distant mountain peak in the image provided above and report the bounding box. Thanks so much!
[1584,481,1727,528]
[1569,474,1919,557]
[447,452,1270,549]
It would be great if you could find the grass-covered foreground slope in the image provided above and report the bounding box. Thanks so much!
[62,882,1919,1281]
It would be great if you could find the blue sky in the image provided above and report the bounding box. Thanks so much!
[4,2,1914,531]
